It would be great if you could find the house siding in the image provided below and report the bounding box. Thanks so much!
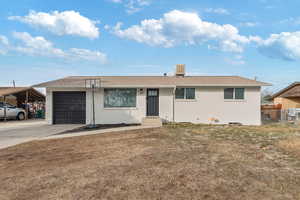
[174,87,261,125]
[274,97,300,109]
[46,86,261,126]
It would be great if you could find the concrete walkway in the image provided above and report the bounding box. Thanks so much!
[39,125,161,141]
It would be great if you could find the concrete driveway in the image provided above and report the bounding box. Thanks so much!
[0,120,83,149]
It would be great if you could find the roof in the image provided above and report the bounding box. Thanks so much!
[33,76,271,88]
[271,82,300,99]
[0,87,32,96]
[0,87,45,101]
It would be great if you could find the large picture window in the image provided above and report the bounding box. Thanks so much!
[104,88,137,108]
[175,88,195,100]
[224,88,245,100]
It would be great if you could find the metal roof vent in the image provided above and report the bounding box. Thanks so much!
[175,64,185,77]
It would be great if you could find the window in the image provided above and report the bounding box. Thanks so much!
[104,89,137,108]
[224,88,245,100]
[224,88,234,99]
[186,88,195,99]
[175,88,185,99]
[0,103,14,108]
[235,88,245,100]
[148,90,158,96]
[175,88,195,100]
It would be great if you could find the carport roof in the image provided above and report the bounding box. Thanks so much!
[0,87,45,102]
[34,76,271,88]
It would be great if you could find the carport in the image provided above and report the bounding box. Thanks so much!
[0,87,45,120]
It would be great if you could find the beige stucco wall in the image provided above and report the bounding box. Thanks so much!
[46,86,261,126]
[274,97,300,109]
[174,87,261,125]
[46,87,174,125]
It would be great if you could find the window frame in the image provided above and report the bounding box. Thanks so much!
[175,88,196,100]
[224,88,245,100]
[104,88,137,108]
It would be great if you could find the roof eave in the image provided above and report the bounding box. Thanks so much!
[33,83,271,88]
[271,82,300,99]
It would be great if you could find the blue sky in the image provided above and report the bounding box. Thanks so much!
[1,0,300,91]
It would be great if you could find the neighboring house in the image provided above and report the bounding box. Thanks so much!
[271,82,300,121]
[34,65,270,125]
[271,82,300,109]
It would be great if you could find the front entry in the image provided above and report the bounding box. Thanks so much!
[146,89,159,116]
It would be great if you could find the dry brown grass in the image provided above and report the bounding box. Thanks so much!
[1,123,300,200]
[278,138,300,158]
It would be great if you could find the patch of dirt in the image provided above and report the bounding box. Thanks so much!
[0,124,300,200]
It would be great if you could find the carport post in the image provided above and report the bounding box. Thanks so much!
[25,90,29,120]
[3,95,7,121]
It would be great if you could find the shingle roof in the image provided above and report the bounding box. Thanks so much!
[33,76,271,88]
[271,82,300,99]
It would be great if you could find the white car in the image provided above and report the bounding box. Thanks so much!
[0,102,26,120]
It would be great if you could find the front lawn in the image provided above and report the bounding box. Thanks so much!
[1,123,300,200]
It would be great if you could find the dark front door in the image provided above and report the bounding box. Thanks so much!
[147,89,159,116]
[53,91,86,124]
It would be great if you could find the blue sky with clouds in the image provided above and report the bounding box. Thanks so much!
[0,0,300,91]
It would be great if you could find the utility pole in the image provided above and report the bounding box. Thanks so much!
[92,83,95,127]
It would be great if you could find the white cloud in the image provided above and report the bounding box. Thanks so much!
[258,31,300,61]
[239,22,260,27]
[0,35,9,55]
[11,32,107,63]
[9,10,100,39]
[205,8,230,15]
[225,55,246,65]
[279,17,300,26]
[110,0,122,3]
[109,0,151,14]
[68,48,107,62]
[0,35,9,46]
[13,32,66,57]
[111,10,256,53]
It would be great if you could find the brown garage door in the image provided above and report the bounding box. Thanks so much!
[53,91,86,124]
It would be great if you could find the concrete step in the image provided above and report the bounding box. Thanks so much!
[142,117,163,127]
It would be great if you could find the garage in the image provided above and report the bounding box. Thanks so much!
[0,87,45,120]
[53,92,86,124]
